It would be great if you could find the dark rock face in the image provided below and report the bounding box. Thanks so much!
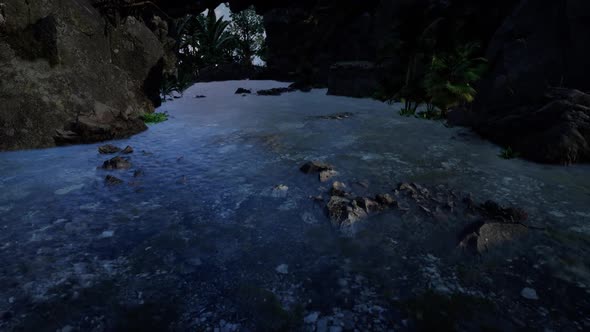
[256,87,295,96]
[105,175,124,185]
[476,88,590,164]
[300,161,334,174]
[327,61,379,98]
[101,156,132,170]
[0,0,165,151]
[474,0,590,164]
[98,144,122,154]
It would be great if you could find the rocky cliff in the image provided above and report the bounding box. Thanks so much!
[0,0,166,150]
[473,0,590,164]
[1,0,589,164]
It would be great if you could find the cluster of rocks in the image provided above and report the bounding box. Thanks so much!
[257,87,296,96]
[300,161,397,235]
[98,144,139,185]
[396,182,532,254]
[458,200,530,254]
[299,161,532,249]
[234,88,252,95]
[474,88,590,164]
[314,112,354,121]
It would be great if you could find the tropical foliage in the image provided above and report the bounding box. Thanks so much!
[142,112,169,124]
[176,9,235,75]
[424,44,488,114]
[229,6,266,65]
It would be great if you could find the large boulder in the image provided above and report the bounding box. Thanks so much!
[474,0,590,163]
[477,88,590,164]
[0,0,165,151]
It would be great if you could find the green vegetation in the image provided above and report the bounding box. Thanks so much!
[162,6,266,100]
[230,6,266,65]
[377,9,488,120]
[142,112,168,124]
[399,104,417,117]
[424,44,488,115]
[499,147,520,159]
[176,9,235,73]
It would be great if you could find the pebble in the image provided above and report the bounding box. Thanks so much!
[99,230,114,239]
[521,287,539,300]
[317,317,329,332]
[304,312,320,324]
[55,184,84,195]
[271,185,289,198]
[275,264,289,274]
[59,326,74,332]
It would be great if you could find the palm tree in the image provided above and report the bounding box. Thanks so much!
[175,9,234,74]
[424,43,488,114]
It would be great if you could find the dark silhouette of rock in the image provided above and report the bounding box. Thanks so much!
[319,170,338,183]
[101,156,131,170]
[235,88,252,94]
[327,61,379,98]
[257,87,295,96]
[300,161,334,174]
[98,144,121,154]
[105,175,124,185]
[0,0,164,151]
[473,0,590,164]
[476,88,590,164]
[121,146,134,154]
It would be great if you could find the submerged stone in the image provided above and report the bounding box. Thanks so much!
[121,146,134,154]
[235,88,251,94]
[105,175,123,185]
[521,287,539,300]
[101,156,131,170]
[275,264,289,274]
[98,144,121,154]
[300,161,334,174]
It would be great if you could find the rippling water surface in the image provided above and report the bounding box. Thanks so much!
[1,81,589,331]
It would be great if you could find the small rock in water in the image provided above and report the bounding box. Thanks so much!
[300,161,334,174]
[98,144,121,154]
[521,287,539,300]
[275,264,289,274]
[257,87,295,96]
[301,212,318,224]
[375,193,396,206]
[318,112,354,120]
[121,146,134,154]
[319,170,339,183]
[101,156,131,170]
[105,175,123,185]
[356,197,381,213]
[304,312,320,324]
[271,184,289,198]
[55,184,84,195]
[133,169,144,177]
[194,95,206,98]
[235,88,251,94]
[99,230,114,238]
[331,181,347,196]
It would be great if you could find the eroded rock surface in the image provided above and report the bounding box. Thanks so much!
[101,156,131,170]
[0,0,165,151]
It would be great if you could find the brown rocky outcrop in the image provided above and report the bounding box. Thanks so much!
[0,0,165,151]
